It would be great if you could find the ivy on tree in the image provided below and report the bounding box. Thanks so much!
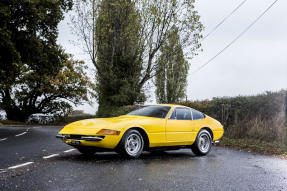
[94,0,145,116]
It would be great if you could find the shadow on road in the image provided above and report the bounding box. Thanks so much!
[56,150,200,163]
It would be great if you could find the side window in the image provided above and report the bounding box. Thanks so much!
[191,109,205,120]
[170,107,192,120]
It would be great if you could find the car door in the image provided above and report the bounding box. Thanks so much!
[165,107,197,145]
[131,105,172,147]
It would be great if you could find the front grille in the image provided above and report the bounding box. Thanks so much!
[66,135,82,139]
[64,134,105,139]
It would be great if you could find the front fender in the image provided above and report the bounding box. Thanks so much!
[118,126,150,148]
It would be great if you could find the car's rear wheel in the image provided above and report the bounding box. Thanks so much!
[191,129,212,156]
[117,129,144,158]
[77,146,97,155]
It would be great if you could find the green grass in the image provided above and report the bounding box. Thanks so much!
[218,137,287,159]
[0,120,27,126]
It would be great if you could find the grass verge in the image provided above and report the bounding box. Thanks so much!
[0,120,27,126]
[217,137,287,160]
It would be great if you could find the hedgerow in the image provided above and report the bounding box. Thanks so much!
[179,90,287,144]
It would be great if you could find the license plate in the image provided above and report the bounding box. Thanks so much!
[71,140,81,145]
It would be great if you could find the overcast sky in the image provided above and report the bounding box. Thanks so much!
[57,0,287,114]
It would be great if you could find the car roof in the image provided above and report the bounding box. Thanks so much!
[150,104,189,108]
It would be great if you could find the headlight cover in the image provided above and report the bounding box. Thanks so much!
[97,129,120,135]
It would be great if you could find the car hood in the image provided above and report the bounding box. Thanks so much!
[58,115,145,135]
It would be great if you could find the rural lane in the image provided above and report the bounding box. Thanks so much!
[0,126,286,191]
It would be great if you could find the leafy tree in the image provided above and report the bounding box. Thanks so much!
[155,27,189,103]
[94,0,145,116]
[71,0,202,116]
[0,0,93,122]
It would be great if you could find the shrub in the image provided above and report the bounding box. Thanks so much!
[104,105,141,117]
[178,90,287,145]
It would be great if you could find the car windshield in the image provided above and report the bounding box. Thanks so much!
[126,105,171,118]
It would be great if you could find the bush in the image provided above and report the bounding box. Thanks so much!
[178,90,287,145]
[99,105,141,117]
[61,105,140,124]
[60,115,96,124]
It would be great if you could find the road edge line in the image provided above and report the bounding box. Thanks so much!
[15,132,27,137]
[64,149,76,153]
[8,162,34,169]
[43,154,59,159]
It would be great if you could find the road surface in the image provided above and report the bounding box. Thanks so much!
[0,126,286,191]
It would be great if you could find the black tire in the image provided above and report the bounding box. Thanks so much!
[77,146,97,156]
[191,129,212,156]
[117,129,144,158]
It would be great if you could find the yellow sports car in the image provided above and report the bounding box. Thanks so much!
[56,104,224,158]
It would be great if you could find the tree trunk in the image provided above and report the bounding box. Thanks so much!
[5,108,32,122]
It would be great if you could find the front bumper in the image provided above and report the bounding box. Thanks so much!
[56,134,104,141]
[56,133,122,149]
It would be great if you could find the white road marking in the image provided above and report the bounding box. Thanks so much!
[64,149,76,153]
[15,132,27,137]
[43,154,59,159]
[0,138,8,141]
[8,162,34,169]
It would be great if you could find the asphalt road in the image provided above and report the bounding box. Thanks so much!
[0,126,286,191]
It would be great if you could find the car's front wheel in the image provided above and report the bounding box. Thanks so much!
[117,129,144,158]
[191,129,212,156]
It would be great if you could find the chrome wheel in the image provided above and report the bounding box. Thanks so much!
[191,129,212,156]
[198,133,211,153]
[125,133,142,156]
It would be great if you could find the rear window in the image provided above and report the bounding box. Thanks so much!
[127,105,171,118]
[191,109,205,120]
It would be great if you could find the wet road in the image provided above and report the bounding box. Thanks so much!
[0,126,286,191]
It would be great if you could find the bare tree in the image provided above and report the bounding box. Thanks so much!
[137,0,203,88]
[70,0,101,71]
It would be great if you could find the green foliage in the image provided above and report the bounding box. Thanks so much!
[59,114,95,125]
[155,27,189,103]
[72,0,203,116]
[95,0,145,117]
[0,0,94,122]
[95,104,140,118]
[108,105,141,117]
[60,105,139,123]
[179,90,287,144]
